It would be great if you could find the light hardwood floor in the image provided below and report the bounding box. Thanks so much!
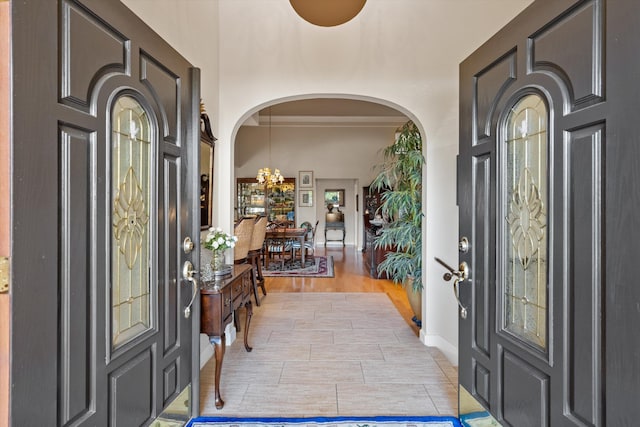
[199,245,458,416]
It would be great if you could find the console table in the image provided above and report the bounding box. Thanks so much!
[324,211,345,246]
[200,264,253,409]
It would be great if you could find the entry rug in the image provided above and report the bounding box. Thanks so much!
[262,256,334,278]
[459,412,497,427]
[189,416,462,427]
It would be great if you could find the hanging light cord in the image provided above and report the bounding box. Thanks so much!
[256,106,284,186]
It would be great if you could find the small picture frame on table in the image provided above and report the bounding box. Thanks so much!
[299,190,313,207]
[299,170,313,188]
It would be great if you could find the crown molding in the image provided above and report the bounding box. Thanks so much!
[248,115,407,128]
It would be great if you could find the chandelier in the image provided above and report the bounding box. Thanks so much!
[256,167,284,185]
[256,107,284,186]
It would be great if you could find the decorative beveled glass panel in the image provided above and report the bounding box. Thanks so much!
[111,95,152,349]
[503,94,548,350]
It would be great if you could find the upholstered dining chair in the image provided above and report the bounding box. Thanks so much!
[233,217,254,264]
[233,217,255,328]
[247,216,268,306]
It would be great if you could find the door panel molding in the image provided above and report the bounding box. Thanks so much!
[474,51,518,141]
[564,123,604,426]
[140,53,181,144]
[471,155,491,358]
[162,157,180,355]
[162,360,179,404]
[61,0,129,113]
[109,348,154,426]
[473,360,491,409]
[530,0,604,111]
[59,124,96,425]
[502,350,550,427]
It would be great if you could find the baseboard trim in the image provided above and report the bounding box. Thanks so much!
[421,331,458,367]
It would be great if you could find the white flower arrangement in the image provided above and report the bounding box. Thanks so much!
[203,227,237,252]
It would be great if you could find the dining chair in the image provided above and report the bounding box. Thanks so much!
[233,217,254,264]
[291,220,319,261]
[247,216,268,305]
[265,223,293,267]
[233,217,255,329]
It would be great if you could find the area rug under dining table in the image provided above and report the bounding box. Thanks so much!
[262,256,334,278]
[189,415,462,427]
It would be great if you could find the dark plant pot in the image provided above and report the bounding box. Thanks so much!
[404,276,422,326]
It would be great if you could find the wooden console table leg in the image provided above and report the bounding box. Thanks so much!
[211,335,226,409]
[255,251,266,296]
[234,309,241,332]
[243,301,253,352]
[250,266,261,307]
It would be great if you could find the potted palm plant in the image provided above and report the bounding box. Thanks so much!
[370,120,424,326]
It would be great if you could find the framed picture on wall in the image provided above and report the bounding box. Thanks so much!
[299,190,313,207]
[299,170,313,188]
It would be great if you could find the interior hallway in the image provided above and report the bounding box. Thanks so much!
[199,246,458,416]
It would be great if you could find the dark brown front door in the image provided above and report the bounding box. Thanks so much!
[458,0,640,425]
[11,0,200,425]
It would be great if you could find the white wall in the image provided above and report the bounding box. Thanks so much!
[316,179,357,247]
[121,0,220,135]
[235,124,399,247]
[119,0,533,365]
[235,125,396,185]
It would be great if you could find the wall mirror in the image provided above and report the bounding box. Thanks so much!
[200,109,215,229]
[324,189,345,207]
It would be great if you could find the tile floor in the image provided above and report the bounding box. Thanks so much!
[199,292,458,417]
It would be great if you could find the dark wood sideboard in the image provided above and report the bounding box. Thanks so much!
[362,186,391,278]
[364,226,391,279]
[200,264,253,409]
[362,185,384,250]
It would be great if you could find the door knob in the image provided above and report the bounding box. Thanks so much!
[434,257,468,282]
[182,261,199,318]
[434,257,469,319]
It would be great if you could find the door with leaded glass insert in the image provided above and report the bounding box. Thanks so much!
[10,0,200,425]
[458,0,640,425]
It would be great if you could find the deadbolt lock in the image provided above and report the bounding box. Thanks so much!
[459,237,469,253]
[183,237,195,254]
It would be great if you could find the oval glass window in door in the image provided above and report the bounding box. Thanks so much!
[111,95,153,349]
[502,93,548,350]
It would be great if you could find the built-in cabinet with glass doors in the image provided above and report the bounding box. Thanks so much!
[237,177,296,222]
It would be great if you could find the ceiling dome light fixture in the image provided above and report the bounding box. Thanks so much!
[289,0,366,27]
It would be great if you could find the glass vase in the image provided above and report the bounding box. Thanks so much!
[210,250,226,271]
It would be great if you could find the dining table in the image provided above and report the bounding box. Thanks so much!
[264,227,308,266]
